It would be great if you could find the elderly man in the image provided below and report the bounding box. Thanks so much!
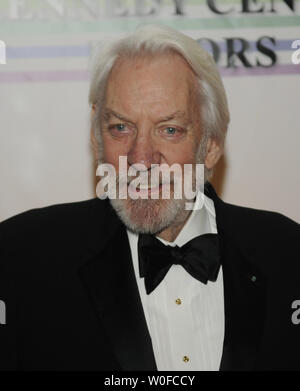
[0,25,299,371]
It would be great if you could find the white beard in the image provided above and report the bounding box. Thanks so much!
[109,195,189,234]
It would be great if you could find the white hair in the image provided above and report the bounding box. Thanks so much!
[89,24,230,178]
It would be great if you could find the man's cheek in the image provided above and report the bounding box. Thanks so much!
[164,152,196,166]
[102,142,123,165]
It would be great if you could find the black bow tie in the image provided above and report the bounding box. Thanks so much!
[138,233,221,295]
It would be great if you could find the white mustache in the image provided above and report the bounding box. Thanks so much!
[116,173,176,186]
[123,179,174,186]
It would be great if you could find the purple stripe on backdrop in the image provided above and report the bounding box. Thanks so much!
[0,69,89,82]
[4,39,298,59]
[199,38,295,53]
[6,45,90,59]
[221,64,300,76]
[0,64,299,83]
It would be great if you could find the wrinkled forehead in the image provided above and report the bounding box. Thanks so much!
[104,51,200,113]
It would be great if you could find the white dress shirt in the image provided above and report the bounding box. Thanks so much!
[127,192,225,371]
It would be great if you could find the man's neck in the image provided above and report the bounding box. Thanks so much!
[156,209,192,242]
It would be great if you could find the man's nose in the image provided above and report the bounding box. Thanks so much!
[127,132,161,169]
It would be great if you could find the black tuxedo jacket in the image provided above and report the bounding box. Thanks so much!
[0,183,299,371]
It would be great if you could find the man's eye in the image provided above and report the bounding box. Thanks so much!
[165,127,177,135]
[114,124,126,131]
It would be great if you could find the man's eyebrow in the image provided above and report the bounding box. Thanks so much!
[157,111,188,123]
[102,108,189,124]
[102,109,134,123]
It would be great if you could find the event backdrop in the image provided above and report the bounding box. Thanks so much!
[0,0,299,223]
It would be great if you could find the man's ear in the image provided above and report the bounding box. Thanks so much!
[204,138,222,169]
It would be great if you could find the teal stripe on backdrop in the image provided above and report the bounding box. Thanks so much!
[0,0,299,11]
[1,15,300,35]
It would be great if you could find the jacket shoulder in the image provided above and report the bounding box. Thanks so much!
[206,182,299,237]
[224,200,297,225]
[0,198,110,248]
[217,200,300,257]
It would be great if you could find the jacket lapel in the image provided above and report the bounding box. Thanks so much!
[205,183,267,370]
[219,232,267,370]
[78,201,157,371]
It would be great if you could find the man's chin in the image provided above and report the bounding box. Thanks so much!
[109,197,187,235]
